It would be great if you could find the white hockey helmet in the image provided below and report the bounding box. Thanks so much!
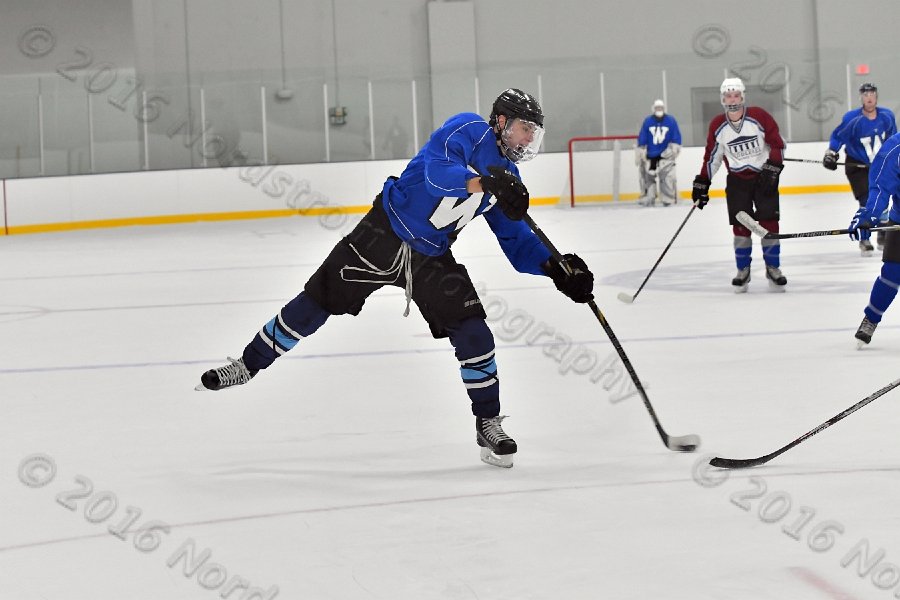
[652,99,665,117]
[720,78,745,113]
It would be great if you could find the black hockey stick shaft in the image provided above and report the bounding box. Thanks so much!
[523,213,699,452]
[710,377,900,469]
[736,211,900,240]
[625,205,696,302]
[783,157,867,168]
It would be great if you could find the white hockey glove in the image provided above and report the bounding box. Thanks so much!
[661,143,681,160]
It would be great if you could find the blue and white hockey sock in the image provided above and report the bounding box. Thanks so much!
[733,235,752,270]
[242,292,330,371]
[761,238,781,268]
[864,262,900,324]
[447,317,500,418]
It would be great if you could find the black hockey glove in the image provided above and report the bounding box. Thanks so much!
[758,160,784,195]
[481,165,529,221]
[823,149,839,171]
[542,253,594,303]
[692,175,711,209]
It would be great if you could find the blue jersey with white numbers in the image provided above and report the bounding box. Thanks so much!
[828,107,897,164]
[864,132,900,223]
[381,112,550,275]
[637,114,682,158]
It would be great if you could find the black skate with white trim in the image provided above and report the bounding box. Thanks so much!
[855,317,877,349]
[731,267,750,293]
[476,416,517,468]
[196,356,257,391]
[765,265,787,291]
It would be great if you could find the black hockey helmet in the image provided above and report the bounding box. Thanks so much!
[859,82,878,94]
[489,88,544,128]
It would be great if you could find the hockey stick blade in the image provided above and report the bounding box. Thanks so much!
[616,292,635,304]
[668,434,701,452]
[709,376,900,469]
[735,211,771,237]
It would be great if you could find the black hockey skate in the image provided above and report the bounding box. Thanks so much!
[859,239,875,257]
[195,356,257,391]
[765,265,787,291]
[731,267,750,293]
[855,317,877,349]
[476,416,517,468]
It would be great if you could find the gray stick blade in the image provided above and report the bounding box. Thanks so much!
[617,292,635,304]
[667,434,701,452]
[736,211,770,237]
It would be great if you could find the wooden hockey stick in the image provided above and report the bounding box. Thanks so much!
[618,205,696,304]
[783,157,867,168]
[710,377,900,468]
[736,211,900,240]
[523,213,700,452]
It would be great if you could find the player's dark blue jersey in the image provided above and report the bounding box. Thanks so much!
[865,131,900,223]
[829,107,897,164]
[637,114,682,158]
[381,112,550,275]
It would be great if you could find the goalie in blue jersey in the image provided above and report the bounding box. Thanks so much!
[824,83,897,255]
[195,89,595,468]
[848,131,900,348]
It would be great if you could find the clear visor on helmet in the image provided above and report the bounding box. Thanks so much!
[500,117,544,163]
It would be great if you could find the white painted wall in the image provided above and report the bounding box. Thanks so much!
[2,141,846,232]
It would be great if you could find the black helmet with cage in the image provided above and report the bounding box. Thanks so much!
[489,88,545,163]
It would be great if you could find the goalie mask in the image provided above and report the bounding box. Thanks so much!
[490,88,545,163]
[652,99,665,118]
[720,77,746,113]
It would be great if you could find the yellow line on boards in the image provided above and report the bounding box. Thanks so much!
[1,184,855,236]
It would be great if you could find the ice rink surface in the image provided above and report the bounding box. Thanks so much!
[3,192,900,599]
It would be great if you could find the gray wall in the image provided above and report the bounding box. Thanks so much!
[2,0,900,178]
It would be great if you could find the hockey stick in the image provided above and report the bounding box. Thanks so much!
[736,211,900,240]
[710,377,900,468]
[783,157,867,168]
[618,205,697,304]
[523,213,700,452]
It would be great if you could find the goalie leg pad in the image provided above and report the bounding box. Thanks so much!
[657,160,677,205]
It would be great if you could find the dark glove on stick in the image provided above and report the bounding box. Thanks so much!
[823,150,839,171]
[758,160,784,195]
[692,175,711,209]
[480,165,529,221]
[542,253,594,303]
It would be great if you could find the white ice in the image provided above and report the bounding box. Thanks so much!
[2,193,900,600]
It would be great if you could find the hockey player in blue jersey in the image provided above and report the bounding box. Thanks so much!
[848,130,900,348]
[195,89,595,468]
[824,83,897,255]
[635,99,682,206]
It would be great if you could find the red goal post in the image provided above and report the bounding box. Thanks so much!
[567,135,639,207]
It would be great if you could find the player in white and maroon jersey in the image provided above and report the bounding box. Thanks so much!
[691,78,787,292]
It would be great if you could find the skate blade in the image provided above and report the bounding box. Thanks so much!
[861,250,874,257]
[194,383,210,391]
[856,339,869,350]
[767,281,786,293]
[733,284,749,294]
[480,446,514,468]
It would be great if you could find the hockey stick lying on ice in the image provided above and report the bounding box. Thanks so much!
[618,205,697,304]
[736,211,900,240]
[783,157,867,168]
[710,377,900,468]
[523,213,700,452]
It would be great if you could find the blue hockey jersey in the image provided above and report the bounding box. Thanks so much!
[637,114,682,158]
[381,112,550,275]
[864,131,900,223]
[828,107,897,164]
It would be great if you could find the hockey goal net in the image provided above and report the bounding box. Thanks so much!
[565,135,640,207]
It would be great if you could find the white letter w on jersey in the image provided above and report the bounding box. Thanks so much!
[429,193,485,231]
[650,126,669,145]
[861,135,883,162]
